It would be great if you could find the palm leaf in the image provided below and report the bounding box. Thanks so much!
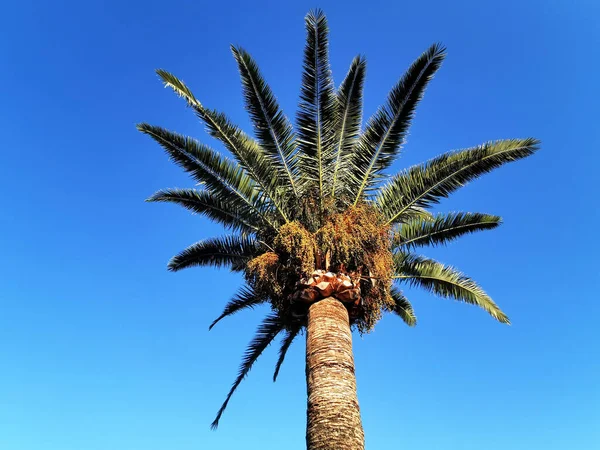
[168,235,259,272]
[378,138,540,225]
[199,108,292,223]
[209,286,268,330]
[394,212,501,250]
[154,70,291,223]
[394,253,509,323]
[147,188,261,233]
[296,9,336,207]
[331,55,366,200]
[211,313,284,429]
[350,44,446,204]
[389,286,417,326]
[231,46,299,195]
[273,322,303,381]
[137,123,277,230]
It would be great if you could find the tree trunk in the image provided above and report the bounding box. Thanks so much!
[305,297,365,450]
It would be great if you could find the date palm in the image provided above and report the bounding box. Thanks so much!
[138,9,539,450]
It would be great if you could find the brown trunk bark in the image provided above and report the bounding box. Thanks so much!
[305,297,365,450]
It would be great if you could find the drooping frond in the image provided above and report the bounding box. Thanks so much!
[378,138,540,225]
[154,70,291,223]
[168,235,259,272]
[211,313,284,429]
[231,46,299,195]
[273,322,303,381]
[331,55,366,200]
[297,9,336,206]
[137,123,277,230]
[394,253,509,323]
[394,212,501,250]
[209,286,268,330]
[147,188,261,233]
[389,286,417,326]
[350,44,446,204]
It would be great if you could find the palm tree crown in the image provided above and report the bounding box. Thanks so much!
[138,9,539,429]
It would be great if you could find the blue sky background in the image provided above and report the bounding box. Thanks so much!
[1,0,598,449]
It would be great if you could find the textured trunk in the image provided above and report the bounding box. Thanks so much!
[305,297,365,450]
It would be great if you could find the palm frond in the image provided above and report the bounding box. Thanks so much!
[378,138,540,225]
[389,286,417,326]
[154,70,291,223]
[168,235,259,272]
[273,322,303,381]
[331,55,366,200]
[147,188,261,233]
[200,108,292,223]
[231,46,299,195]
[137,123,278,230]
[394,253,509,323]
[394,212,501,250]
[350,44,446,204]
[297,9,336,207]
[209,286,268,330]
[211,313,284,429]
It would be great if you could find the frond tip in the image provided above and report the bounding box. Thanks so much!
[211,314,284,429]
[209,286,267,330]
[394,254,510,324]
[273,322,303,381]
[389,287,417,326]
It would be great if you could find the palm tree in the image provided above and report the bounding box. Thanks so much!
[138,9,538,450]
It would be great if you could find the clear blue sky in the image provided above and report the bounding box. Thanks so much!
[1,0,598,449]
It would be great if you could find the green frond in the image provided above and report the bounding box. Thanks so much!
[331,55,366,201]
[394,253,509,324]
[209,286,268,330]
[394,212,501,250]
[211,313,284,429]
[199,108,292,223]
[389,286,417,326]
[350,44,446,204]
[137,123,278,230]
[378,138,540,225]
[154,71,291,223]
[231,46,299,195]
[273,322,303,382]
[147,188,261,233]
[138,123,254,197]
[297,9,336,208]
[168,235,259,272]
